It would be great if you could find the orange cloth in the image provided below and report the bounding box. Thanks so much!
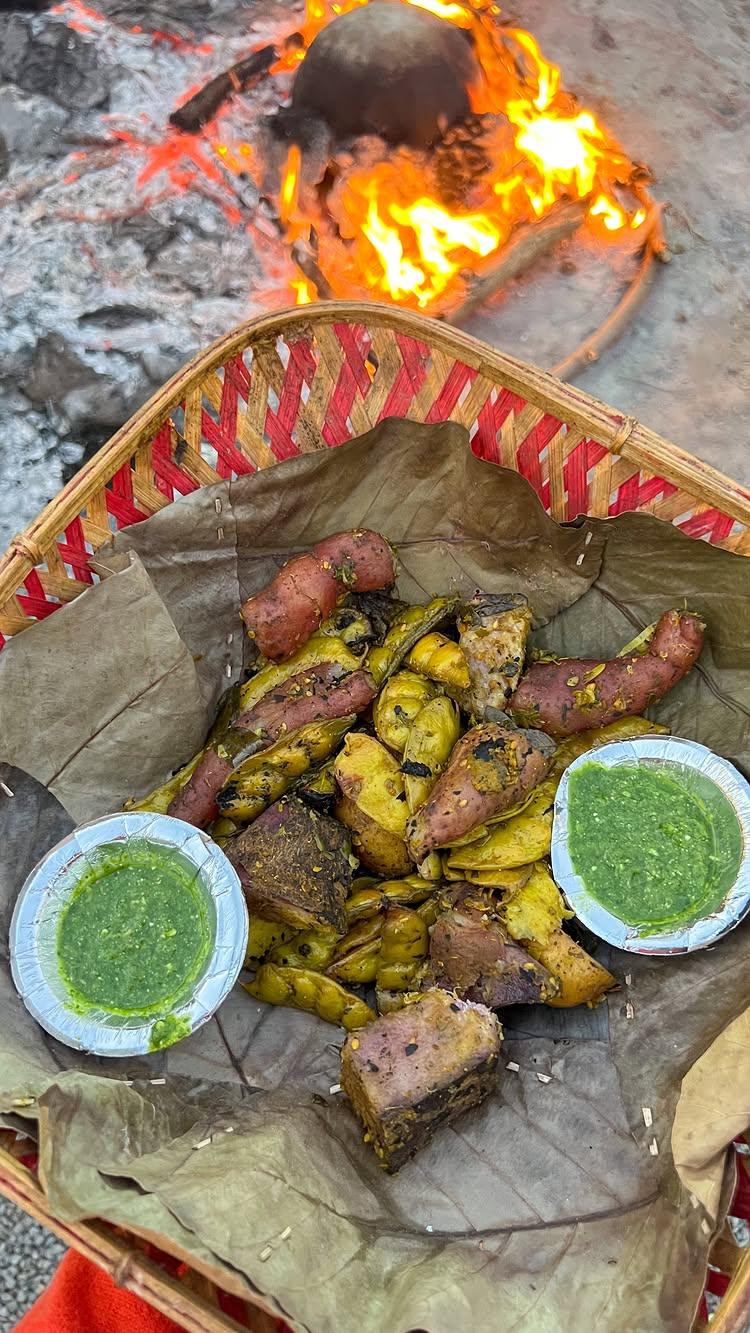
[14,1250,185,1333]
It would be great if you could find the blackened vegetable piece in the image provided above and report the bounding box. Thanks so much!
[340,988,502,1172]
[225,794,352,933]
[425,903,559,1006]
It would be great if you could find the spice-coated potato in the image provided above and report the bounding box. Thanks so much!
[402,695,461,814]
[217,716,355,822]
[366,596,459,686]
[498,862,573,948]
[406,631,471,699]
[526,929,616,1008]
[334,734,412,876]
[373,671,437,755]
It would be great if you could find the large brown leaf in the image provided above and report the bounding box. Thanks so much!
[0,421,747,1331]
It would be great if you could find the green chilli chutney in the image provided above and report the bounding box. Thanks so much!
[567,761,742,932]
[57,842,213,1014]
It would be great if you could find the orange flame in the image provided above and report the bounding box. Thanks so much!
[276,1,644,309]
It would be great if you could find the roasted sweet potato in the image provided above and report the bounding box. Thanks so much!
[340,988,502,1171]
[225,794,352,933]
[241,529,396,661]
[458,593,532,718]
[510,609,705,738]
[406,721,555,863]
[334,733,412,876]
[238,635,361,715]
[425,903,559,1007]
[235,663,377,738]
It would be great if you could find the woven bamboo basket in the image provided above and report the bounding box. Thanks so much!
[0,302,749,1331]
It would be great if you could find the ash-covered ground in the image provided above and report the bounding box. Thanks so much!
[1,0,748,555]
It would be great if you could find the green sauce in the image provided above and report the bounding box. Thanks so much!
[567,761,742,932]
[57,842,213,1015]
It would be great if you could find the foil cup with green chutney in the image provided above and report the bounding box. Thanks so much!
[551,735,750,955]
[9,811,248,1056]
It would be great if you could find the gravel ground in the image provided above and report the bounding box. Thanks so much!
[0,1196,64,1332]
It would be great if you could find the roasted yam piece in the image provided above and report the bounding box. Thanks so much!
[511,609,705,738]
[225,795,351,933]
[406,721,555,862]
[425,904,558,1007]
[458,593,532,718]
[340,988,502,1172]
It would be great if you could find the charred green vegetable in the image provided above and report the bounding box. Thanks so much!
[217,716,354,822]
[245,964,375,1030]
[376,906,429,991]
[366,596,459,687]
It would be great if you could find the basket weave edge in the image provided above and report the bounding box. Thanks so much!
[2,301,750,615]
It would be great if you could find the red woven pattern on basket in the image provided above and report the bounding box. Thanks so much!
[1,324,745,643]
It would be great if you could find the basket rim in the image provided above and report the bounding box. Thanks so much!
[2,300,750,608]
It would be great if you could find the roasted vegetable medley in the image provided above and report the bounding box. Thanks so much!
[127,526,706,1169]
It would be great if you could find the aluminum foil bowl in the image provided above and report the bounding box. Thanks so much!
[551,735,750,955]
[9,811,248,1057]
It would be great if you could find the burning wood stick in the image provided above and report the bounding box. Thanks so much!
[169,46,279,134]
[444,196,589,327]
[291,239,335,302]
[551,203,668,382]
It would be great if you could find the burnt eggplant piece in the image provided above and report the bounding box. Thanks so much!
[340,988,502,1172]
[225,794,351,933]
[425,904,559,1007]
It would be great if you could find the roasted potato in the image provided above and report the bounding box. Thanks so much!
[402,695,461,813]
[373,671,437,754]
[526,929,616,1008]
[406,631,471,700]
[498,862,573,947]
[334,733,412,876]
[366,596,459,686]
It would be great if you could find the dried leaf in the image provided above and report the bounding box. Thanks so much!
[0,424,749,1331]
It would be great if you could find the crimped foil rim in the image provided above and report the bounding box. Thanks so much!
[9,811,248,1056]
[551,735,750,956]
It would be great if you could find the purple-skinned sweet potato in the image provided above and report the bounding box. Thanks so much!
[340,988,502,1171]
[241,529,396,661]
[235,662,377,737]
[510,609,705,739]
[405,721,555,862]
